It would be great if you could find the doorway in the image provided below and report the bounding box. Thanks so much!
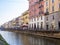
[46,25,48,30]
[58,22,60,29]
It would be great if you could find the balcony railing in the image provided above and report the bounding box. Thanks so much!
[39,0,43,2]
[45,12,49,15]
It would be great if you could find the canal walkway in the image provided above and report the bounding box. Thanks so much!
[3,29,60,39]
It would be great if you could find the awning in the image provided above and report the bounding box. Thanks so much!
[22,24,28,27]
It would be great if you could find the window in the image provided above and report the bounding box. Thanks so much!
[32,24,33,29]
[52,6,54,11]
[41,22,43,29]
[58,22,60,29]
[37,22,39,29]
[26,23,28,24]
[46,8,48,12]
[45,9,49,15]
[39,4,44,8]
[46,25,48,30]
[41,16,42,20]
[52,0,54,3]
[46,17,48,21]
[59,3,60,9]
[34,23,36,29]
[53,15,54,20]
[46,2,48,6]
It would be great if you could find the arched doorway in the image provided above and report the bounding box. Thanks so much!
[46,25,48,30]
[34,23,36,30]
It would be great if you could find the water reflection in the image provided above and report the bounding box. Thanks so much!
[20,34,60,45]
[0,30,60,45]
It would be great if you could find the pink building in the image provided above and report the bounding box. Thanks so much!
[28,0,60,30]
[29,0,44,19]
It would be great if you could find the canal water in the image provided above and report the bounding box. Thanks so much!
[0,30,60,45]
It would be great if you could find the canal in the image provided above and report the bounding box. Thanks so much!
[0,30,60,45]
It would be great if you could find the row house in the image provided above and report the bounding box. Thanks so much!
[2,22,9,29]
[22,11,29,25]
[20,10,29,28]
[28,0,60,30]
[1,10,29,29]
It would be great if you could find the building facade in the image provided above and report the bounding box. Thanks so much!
[2,23,9,29]
[21,10,29,27]
[19,16,23,27]
[44,11,60,30]
[28,0,60,30]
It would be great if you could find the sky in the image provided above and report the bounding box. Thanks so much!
[0,0,29,25]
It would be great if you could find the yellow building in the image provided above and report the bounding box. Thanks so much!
[19,16,24,26]
[44,0,60,14]
[19,10,29,25]
[21,10,29,26]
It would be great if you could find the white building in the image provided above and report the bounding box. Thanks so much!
[44,11,60,30]
[29,11,60,31]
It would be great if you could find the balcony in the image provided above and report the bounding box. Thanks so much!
[45,12,49,15]
[39,5,43,8]
[39,0,43,2]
